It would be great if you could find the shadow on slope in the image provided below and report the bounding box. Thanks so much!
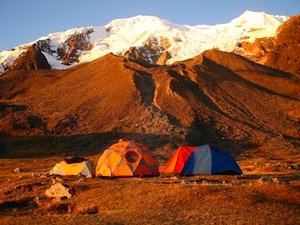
[200,50,300,100]
[0,125,259,164]
[0,132,173,159]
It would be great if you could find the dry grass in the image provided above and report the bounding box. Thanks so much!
[0,156,299,225]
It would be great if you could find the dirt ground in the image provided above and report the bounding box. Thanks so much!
[0,154,299,225]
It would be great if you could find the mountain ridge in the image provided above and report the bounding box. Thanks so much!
[0,10,290,75]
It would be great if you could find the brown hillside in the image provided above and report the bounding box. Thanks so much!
[0,50,299,162]
[265,15,300,77]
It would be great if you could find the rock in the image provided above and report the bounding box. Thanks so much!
[258,176,285,184]
[13,168,22,173]
[39,174,48,178]
[32,172,42,178]
[272,177,285,184]
[12,44,51,70]
[258,176,272,184]
[60,196,68,201]
[74,206,99,214]
[55,177,64,183]
[35,196,48,206]
[124,36,171,66]
[77,178,85,183]
[45,182,72,199]
[51,196,69,203]
[201,180,210,185]
[265,15,300,76]
[182,179,191,184]
[58,31,93,65]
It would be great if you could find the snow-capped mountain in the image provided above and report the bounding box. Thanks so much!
[0,10,289,75]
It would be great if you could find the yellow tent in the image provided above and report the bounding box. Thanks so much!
[50,158,94,178]
[95,139,160,177]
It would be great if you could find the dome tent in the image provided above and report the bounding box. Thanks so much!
[49,157,94,178]
[95,139,160,177]
[163,144,242,176]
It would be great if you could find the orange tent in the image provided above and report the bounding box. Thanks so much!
[162,146,196,174]
[95,139,160,177]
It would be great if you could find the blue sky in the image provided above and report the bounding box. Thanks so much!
[0,0,299,50]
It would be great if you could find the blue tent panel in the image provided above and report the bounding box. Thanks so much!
[210,147,242,175]
[179,144,243,176]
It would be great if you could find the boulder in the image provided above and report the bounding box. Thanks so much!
[45,182,72,199]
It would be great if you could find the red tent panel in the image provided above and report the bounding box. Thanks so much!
[162,146,196,174]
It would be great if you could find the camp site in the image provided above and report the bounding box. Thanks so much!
[0,138,299,224]
[1,2,300,224]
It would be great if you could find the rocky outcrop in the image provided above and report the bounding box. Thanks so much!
[234,37,275,64]
[234,15,300,77]
[12,44,51,70]
[14,29,95,68]
[124,36,171,66]
[57,29,94,65]
[264,15,300,76]
[35,39,52,54]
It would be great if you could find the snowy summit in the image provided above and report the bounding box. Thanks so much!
[0,11,289,75]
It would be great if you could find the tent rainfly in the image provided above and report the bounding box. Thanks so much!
[95,139,160,177]
[162,146,196,174]
[49,157,94,178]
[163,144,242,176]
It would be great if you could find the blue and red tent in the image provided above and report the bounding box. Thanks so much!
[163,144,242,176]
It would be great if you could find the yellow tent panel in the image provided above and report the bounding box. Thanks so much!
[50,160,94,177]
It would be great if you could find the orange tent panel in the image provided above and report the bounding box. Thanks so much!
[143,152,156,167]
[134,165,152,176]
[110,141,129,151]
[112,165,134,176]
[106,151,122,167]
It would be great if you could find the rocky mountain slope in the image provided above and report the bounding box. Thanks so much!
[0,47,299,161]
[265,15,300,76]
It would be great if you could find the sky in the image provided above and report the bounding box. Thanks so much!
[0,0,299,51]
